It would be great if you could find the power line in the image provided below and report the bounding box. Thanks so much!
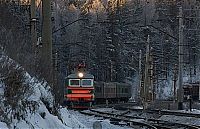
[52,18,88,34]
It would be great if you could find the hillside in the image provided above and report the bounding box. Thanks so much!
[0,51,85,129]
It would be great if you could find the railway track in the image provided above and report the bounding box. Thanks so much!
[127,107,200,118]
[94,102,138,108]
[80,109,157,129]
[80,108,200,129]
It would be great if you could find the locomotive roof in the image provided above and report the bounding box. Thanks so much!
[67,73,94,79]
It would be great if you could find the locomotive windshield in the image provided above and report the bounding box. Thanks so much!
[81,79,93,87]
[69,79,80,86]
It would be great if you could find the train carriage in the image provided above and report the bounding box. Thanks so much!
[94,81,104,99]
[94,81,132,104]
[116,82,132,102]
[104,82,117,99]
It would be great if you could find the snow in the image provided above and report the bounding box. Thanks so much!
[58,108,86,128]
[159,115,200,126]
[131,106,143,109]
[0,53,136,129]
[68,110,133,129]
[189,109,200,114]
[9,108,67,129]
[26,102,66,129]
[0,122,8,129]
[170,109,200,114]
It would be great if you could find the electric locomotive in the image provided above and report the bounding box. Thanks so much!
[64,67,95,108]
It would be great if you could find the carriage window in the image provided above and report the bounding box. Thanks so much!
[81,79,93,86]
[69,79,80,86]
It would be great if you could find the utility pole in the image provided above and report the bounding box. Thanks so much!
[139,50,142,103]
[110,60,113,81]
[143,34,150,109]
[31,0,37,48]
[177,7,184,110]
[149,47,154,101]
[173,64,178,102]
[30,0,37,72]
[41,0,53,85]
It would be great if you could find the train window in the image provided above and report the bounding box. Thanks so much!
[69,79,80,86]
[81,79,93,87]
[96,87,102,92]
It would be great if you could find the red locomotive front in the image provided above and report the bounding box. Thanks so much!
[64,72,95,109]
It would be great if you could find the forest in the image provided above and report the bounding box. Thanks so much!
[0,0,200,101]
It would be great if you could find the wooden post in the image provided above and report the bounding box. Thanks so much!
[143,35,150,109]
[31,0,37,49]
[173,64,178,102]
[30,0,37,72]
[149,47,154,101]
[139,50,142,102]
[177,7,184,110]
[41,0,53,83]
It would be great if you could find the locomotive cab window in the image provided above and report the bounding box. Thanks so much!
[81,79,93,87]
[69,79,80,86]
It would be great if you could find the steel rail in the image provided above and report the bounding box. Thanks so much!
[80,109,157,129]
[87,108,200,129]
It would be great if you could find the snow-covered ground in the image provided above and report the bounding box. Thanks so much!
[159,114,200,126]
[68,109,132,129]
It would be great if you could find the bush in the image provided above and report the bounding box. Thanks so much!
[0,55,35,125]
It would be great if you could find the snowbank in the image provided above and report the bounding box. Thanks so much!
[0,122,9,129]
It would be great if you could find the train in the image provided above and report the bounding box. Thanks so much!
[64,70,132,108]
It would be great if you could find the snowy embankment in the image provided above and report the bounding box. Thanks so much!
[0,53,86,129]
[22,78,84,128]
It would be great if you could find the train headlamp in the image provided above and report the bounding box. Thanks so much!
[78,72,84,78]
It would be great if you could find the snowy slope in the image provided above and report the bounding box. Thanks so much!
[0,53,83,129]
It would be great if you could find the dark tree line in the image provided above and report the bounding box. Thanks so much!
[53,0,200,99]
[0,1,34,75]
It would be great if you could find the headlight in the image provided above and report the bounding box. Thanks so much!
[78,72,84,78]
